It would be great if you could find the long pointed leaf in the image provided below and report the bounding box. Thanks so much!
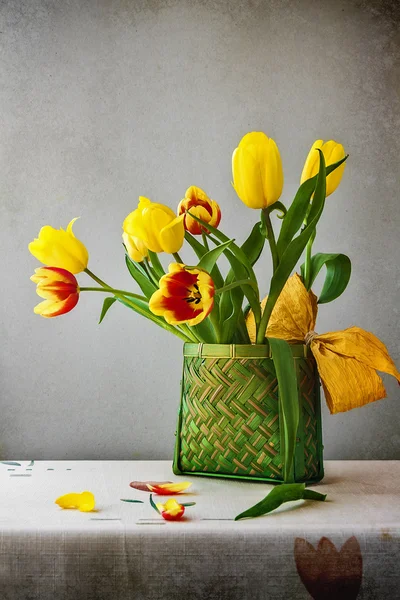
[148,250,165,279]
[269,337,299,483]
[186,212,258,284]
[98,297,117,324]
[300,252,351,303]
[234,483,326,520]
[276,156,348,257]
[219,223,265,340]
[125,255,158,299]
[197,239,234,273]
[185,232,224,290]
[257,150,327,343]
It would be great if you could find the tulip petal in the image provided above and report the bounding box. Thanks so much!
[300,140,324,184]
[149,263,215,326]
[146,482,192,494]
[29,221,88,274]
[55,491,95,512]
[159,215,185,253]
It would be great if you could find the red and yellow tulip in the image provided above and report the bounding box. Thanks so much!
[123,197,185,254]
[149,263,215,326]
[301,140,346,196]
[155,498,185,521]
[30,267,79,318]
[178,186,221,235]
[29,218,89,274]
[146,482,192,495]
[55,491,95,512]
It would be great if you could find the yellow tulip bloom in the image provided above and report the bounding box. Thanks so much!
[122,232,148,262]
[29,218,88,274]
[301,140,346,196]
[123,197,185,254]
[232,132,284,209]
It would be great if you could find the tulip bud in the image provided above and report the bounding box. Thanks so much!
[123,197,185,254]
[122,232,148,262]
[232,132,284,209]
[301,140,346,196]
[30,267,79,317]
[178,186,221,235]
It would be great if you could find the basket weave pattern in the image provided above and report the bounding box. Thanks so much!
[174,348,323,483]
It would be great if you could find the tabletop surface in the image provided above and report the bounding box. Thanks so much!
[0,459,398,532]
[0,460,399,600]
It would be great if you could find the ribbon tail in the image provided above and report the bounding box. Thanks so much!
[311,327,400,414]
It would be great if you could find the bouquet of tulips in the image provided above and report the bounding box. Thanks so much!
[29,133,349,346]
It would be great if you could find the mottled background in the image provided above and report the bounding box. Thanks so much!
[1,0,399,459]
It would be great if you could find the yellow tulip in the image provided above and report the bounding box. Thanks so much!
[301,140,346,196]
[29,218,88,274]
[123,197,185,254]
[232,132,284,209]
[122,232,148,262]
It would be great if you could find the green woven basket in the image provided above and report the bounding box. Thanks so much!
[173,343,324,484]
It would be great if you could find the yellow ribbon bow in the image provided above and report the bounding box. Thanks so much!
[246,274,400,414]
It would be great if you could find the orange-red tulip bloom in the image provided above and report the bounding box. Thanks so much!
[178,186,221,235]
[149,263,215,326]
[155,498,185,521]
[30,267,79,318]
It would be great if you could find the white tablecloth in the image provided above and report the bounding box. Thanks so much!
[0,460,398,599]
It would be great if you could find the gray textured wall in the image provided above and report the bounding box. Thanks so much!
[1,0,399,460]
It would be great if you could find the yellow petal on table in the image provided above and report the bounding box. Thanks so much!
[55,491,95,512]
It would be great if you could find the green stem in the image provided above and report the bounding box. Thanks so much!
[303,237,313,290]
[255,211,280,344]
[256,301,275,344]
[84,268,190,342]
[202,232,209,251]
[84,268,109,287]
[179,324,200,342]
[80,287,147,301]
[143,258,160,286]
[173,252,183,263]
[215,279,258,295]
[263,209,279,272]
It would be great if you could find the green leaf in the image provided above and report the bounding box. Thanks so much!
[223,249,261,324]
[268,201,287,219]
[180,502,196,507]
[257,150,329,343]
[98,297,117,324]
[219,223,265,342]
[120,499,144,503]
[269,338,299,483]
[185,232,225,290]
[234,483,327,520]
[125,255,158,299]
[300,252,352,303]
[149,493,159,514]
[148,251,165,279]
[191,316,218,343]
[197,239,234,272]
[186,212,258,284]
[276,156,348,258]
[1,461,21,466]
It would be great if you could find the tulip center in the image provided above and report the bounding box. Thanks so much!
[185,283,202,306]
